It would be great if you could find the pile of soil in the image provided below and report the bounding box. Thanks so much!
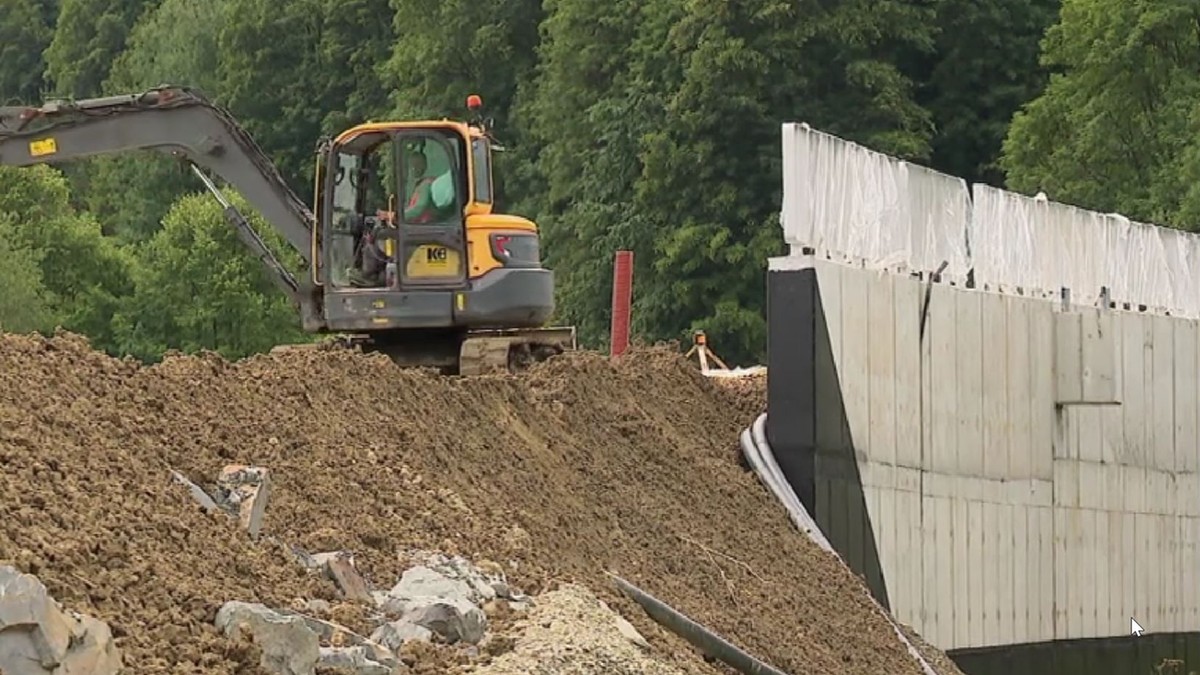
[0,331,955,674]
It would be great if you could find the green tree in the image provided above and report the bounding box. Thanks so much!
[112,192,308,361]
[78,0,230,243]
[382,0,542,128]
[216,0,395,197]
[913,0,1060,186]
[519,0,939,364]
[511,0,657,349]
[106,0,224,95]
[0,0,55,103]
[382,0,543,208]
[0,215,58,334]
[0,165,134,349]
[1002,0,1200,227]
[43,0,154,97]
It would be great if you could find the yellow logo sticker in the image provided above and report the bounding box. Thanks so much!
[29,138,57,157]
[406,245,460,278]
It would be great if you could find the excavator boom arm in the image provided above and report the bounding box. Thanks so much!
[0,86,324,329]
[0,87,314,263]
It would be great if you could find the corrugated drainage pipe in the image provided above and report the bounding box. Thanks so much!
[739,413,939,675]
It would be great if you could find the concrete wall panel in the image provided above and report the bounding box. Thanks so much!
[926,493,953,646]
[1037,505,1054,640]
[894,276,923,469]
[868,272,897,468]
[928,283,959,475]
[782,258,1200,651]
[842,266,871,460]
[1030,306,1055,480]
[815,263,846,455]
[1011,503,1030,643]
[1177,321,1198,473]
[953,495,971,646]
[1152,317,1175,473]
[982,297,1009,480]
[957,293,985,477]
[1006,296,1034,480]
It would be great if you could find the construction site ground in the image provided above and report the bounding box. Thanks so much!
[0,332,961,674]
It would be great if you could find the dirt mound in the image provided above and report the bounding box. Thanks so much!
[0,332,949,674]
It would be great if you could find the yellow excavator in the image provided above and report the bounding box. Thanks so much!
[0,86,576,375]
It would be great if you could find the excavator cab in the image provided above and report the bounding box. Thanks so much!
[0,87,575,374]
[319,129,468,291]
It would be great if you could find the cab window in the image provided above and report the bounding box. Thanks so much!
[472,138,492,204]
[324,131,392,288]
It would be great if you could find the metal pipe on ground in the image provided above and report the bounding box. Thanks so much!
[606,572,793,675]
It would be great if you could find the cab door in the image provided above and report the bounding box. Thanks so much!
[392,130,468,290]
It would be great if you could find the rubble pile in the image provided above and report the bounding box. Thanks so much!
[0,332,959,674]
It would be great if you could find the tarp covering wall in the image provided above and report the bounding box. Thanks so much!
[781,123,1200,316]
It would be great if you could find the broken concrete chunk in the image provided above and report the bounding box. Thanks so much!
[369,619,433,651]
[376,566,487,644]
[403,600,487,645]
[292,550,374,604]
[400,551,529,605]
[322,552,374,603]
[57,613,123,675]
[273,608,389,656]
[304,599,332,615]
[319,645,407,675]
[214,601,319,675]
[600,600,652,650]
[169,469,220,513]
[0,567,72,668]
[0,565,122,675]
[215,464,272,539]
[381,566,475,614]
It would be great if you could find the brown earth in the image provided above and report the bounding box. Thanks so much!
[0,331,956,674]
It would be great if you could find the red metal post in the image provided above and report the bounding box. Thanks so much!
[610,250,634,357]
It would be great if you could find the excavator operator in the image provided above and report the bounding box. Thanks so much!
[403,151,437,223]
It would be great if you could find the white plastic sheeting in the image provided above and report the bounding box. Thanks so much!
[780,123,973,280]
[781,122,1200,317]
[970,185,1200,312]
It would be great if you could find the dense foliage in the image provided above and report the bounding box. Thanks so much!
[3,0,1163,366]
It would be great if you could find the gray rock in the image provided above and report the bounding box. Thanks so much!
[57,614,122,675]
[0,566,122,675]
[214,601,319,675]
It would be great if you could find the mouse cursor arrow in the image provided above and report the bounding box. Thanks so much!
[1131,617,1144,636]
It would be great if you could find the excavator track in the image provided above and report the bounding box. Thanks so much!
[456,326,577,377]
[269,326,577,376]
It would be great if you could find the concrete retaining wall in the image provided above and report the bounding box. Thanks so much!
[766,255,1200,651]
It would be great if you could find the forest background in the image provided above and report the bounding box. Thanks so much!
[0,0,1178,365]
